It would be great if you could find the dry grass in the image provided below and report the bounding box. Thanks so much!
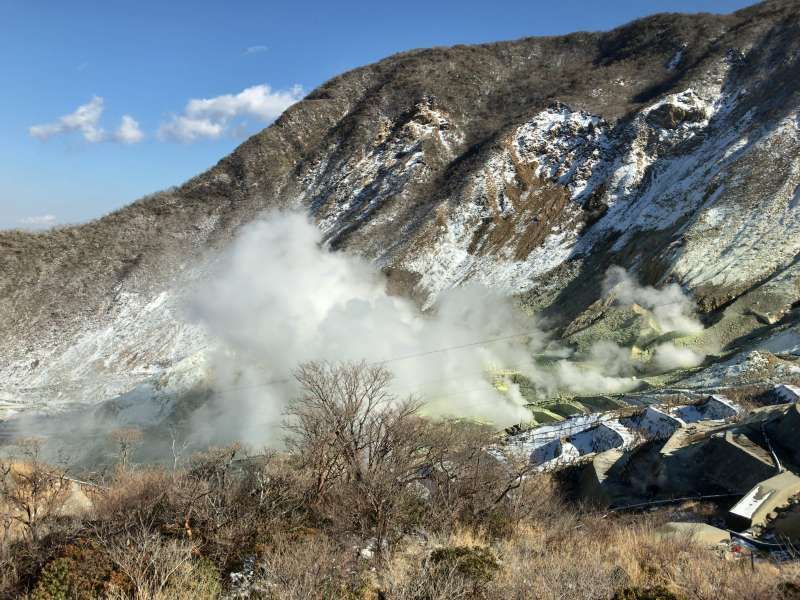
[2,363,799,598]
[4,456,800,599]
[486,517,799,600]
[377,516,800,600]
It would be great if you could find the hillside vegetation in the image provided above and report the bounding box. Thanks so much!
[2,363,798,599]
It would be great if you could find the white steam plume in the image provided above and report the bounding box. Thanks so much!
[603,266,703,335]
[587,340,638,377]
[184,224,714,447]
[601,266,708,373]
[652,343,705,371]
[1,230,718,466]
[187,212,544,444]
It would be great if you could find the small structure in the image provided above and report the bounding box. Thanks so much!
[659,420,726,458]
[529,420,633,468]
[773,384,800,404]
[580,448,628,505]
[671,395,740,423]
[531,438,563,465]
[566,421,631,457]
[770,402,800,448]
[703,430,778,494]
[508,413,606,465]
[655,522,731,547]
[622,405,684,440]
[728,471,800,530]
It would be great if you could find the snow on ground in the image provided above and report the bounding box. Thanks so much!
[683,350,800,388]
[671,395,739,423]
[512,105,612,203]
[755,329,800,357]
[0,286,211,420]
[621,406,684,439]
[300,101,463,244]
[271,68,795,318]
[672,111,800,291]
[407,104,607,302]
[567,421,630,455]
[404,80,773,305]
[5,61,799,433]
[507,394,745,469]
[667,47,685,70]
[505,412,606,463]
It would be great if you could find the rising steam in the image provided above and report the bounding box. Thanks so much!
[178,214,716,447]
[601,266,708,372]
[187,212,545,444]
[603,266,704,335]
[0,215,715,466]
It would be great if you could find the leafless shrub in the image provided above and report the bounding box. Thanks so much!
[0,438,70,544]
[109,427,144,471]
[99,517,218,600]
[383,530,502,600]
[286,361,562,548]
[389,564,479,600]
[183,444,241,534]
[91,445,306,574]
[7,362,800,599]
[93,467,174,532]
[287,361,452,553]
[235,451,309,531]
[422,424,548,537]
[237,533,363,600]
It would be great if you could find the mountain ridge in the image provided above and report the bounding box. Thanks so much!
[3,0,800,415]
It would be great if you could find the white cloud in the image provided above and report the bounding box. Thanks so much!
[30,96,105,142]
[158,84,303,142]
[186,84,303,121]
[19,214,57,228]
[113,115,144,144]
[29,97,143,144]
[244,45,268,55]
[157,116,225,143]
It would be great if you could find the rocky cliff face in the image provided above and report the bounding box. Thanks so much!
[2,0,800,416]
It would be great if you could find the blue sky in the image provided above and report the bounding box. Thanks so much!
[0,0,757,230]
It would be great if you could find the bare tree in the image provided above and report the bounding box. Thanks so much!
[0,437,69,544]
[109,427,143,471]
[169,427,191,472]
[99,516,203,600]
[184,444,241,536]
[286,361,449,554]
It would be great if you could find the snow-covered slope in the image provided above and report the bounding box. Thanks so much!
[2,0,800,420]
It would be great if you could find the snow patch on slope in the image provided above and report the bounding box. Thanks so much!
[512,105,611,203]
[299,100,463,242]
[406,85,739,302]
[408,105,607,302]
[0,287,210,416]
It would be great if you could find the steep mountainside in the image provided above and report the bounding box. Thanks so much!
[2,0,800,414]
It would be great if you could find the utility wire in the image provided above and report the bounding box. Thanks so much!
[371,331,537,366]
[7,330,541,398]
